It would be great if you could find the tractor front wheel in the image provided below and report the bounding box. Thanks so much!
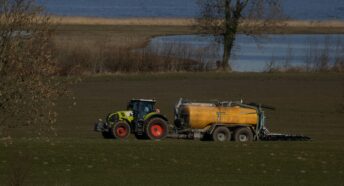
[146,118,168,140]
[111,121,131,140]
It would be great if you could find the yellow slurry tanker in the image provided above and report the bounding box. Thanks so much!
[171,98,310,141]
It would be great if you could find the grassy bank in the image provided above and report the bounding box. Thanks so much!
[1,73,344,185]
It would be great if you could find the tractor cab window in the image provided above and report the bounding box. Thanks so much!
[130,101,155,120]
[141,102,154,113]
[130,101,139,113]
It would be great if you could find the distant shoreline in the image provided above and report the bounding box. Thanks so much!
[51,16,344,34]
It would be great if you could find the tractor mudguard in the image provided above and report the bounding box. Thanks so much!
[144,112,169,122]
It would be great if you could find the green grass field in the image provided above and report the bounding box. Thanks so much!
[1,73,344,185]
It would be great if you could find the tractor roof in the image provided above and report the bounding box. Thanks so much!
[130,98,156,103]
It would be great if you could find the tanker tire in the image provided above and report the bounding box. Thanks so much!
[234,127,253,142]
[146,118,168,140]
[212,127,231,142]
[111,121,131,140]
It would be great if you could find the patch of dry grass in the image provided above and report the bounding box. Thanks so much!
[50,16,344,34]
[285,20,344,28]
[281,20,344,34]
[51,16,344,28]
[51,16,195,26]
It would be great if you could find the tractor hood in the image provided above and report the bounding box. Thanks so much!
[106,110,134,124]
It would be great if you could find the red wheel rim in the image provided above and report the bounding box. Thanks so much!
[150,124,163,138]
[116,126,127,137]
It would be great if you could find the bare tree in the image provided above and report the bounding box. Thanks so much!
[0,0,68,138]
[197,0,284,71]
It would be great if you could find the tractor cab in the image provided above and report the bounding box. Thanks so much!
[127,99,156,120]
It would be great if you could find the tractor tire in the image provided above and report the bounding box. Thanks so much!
[111,121,131,140]
[146,118,169,140]
[234,127,253,142]
[212,127,231,142]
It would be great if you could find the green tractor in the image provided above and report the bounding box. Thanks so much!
[95,99,169,140]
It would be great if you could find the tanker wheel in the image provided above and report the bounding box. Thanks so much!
[111,121,131,140]
[212,127,231,142]
[234,127,253,142]
[146,118,168,140]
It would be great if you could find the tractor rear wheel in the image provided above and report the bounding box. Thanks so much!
[146,118,168,140]
[234,127,253,142]
[212,127,231,142]
[111,121,131,140]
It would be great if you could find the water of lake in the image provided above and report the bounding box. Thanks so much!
[146,34,344,72]
[37,0,344,20]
